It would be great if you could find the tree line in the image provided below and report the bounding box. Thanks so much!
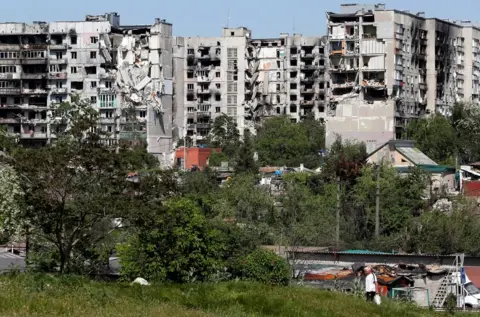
[2,100,480,284]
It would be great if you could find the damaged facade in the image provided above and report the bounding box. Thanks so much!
[0,13,174,165]
[325,4,480,153]
[174,29,327,146]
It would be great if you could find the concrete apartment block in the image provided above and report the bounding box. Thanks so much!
[0,13,175,166]
[325,4,480,153]
[174,29,327,146]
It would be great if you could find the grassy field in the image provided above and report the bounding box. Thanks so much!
[0,274,468,317]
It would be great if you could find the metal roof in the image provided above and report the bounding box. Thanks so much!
[339,250,391,255]
[396,146,438,165]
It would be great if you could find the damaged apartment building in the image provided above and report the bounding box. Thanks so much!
[0,13,174,165]
[174,29,327,146]
[326,3,480,153]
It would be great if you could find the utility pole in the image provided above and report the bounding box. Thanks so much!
[336,176,341,249]
[375,165,380,238]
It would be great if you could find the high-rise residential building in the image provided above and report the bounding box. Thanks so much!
[0,13,174,165]
[173,29,327,146]
[325,3,480,153]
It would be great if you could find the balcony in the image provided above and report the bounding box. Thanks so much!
[196,88,211,95]
[21,58,48,65]
[456,45,465,53]
[0,88,21,95]
[99,101,118,109]
[22,88,48,95]
[300,87,315,94]
[48,72,68,79]
[50,87,68,94]
[419,83,427,90]
[197,76,211,83]
[300,77,315,83]
[100,72,116,80]
[300,64,315,70]
[21,73,46,80]
[196,123,210,129]
[49,58,67,65]
[301,52,315,59]
[196,111,211,118]
[186,89,196,96]
[99,118,116,124]
[50,43,69,50]
[0,118,20,124]
[20,132,48,139]
[300,100,315,106]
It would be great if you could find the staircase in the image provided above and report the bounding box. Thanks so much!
[431,254,464,309]
[432,275,452,308]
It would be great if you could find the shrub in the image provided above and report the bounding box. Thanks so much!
[117,198,226,283]
[237,249,291,286]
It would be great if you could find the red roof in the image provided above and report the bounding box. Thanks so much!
[465,267,480,287]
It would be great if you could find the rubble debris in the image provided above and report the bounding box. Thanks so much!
[115,31,164,115]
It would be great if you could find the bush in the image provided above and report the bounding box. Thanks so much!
[237,249,291,286]
[117,198,226,283]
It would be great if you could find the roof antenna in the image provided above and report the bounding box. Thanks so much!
[293,16,296,34]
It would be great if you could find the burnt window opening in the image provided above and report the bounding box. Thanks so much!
[85,66,96,75]
[71,81,84,90]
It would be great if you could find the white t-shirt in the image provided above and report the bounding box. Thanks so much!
[365,273,377,293]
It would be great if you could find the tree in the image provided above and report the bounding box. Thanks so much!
[254,116,310,167]
[0,163,24,243]
[206,114,240,157]
[235,130,258,174]
[405,200,480,255]
[405,113,456,165]
[299,116,326,168]
[352,165,426,248]
[117,198,226,282]
[11,97,159,273]
[213,173,274,223]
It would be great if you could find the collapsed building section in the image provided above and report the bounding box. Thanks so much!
[111,19,174,164]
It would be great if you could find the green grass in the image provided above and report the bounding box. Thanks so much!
[0,274,468,316]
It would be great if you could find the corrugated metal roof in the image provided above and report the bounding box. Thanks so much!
[339,250,391,255]
[396,146,437,165]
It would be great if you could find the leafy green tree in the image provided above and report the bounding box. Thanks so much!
[405,200,480,255]
[208,151,230,167]
[405,114,456,165]
[235,129,258,174]
[206,114,240,157]
[299,116,326,168]
[118,198,226,282]
[450,103,480,164]
[11,97,159,273]
[353,165,426,247]
[0,163,24,243]
[254,116,311,167]
[279,181,336,247]
[213,173,274,223]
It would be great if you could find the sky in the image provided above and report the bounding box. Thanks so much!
[1,0,480,38]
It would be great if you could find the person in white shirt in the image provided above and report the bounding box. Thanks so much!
[364,266,377,302]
